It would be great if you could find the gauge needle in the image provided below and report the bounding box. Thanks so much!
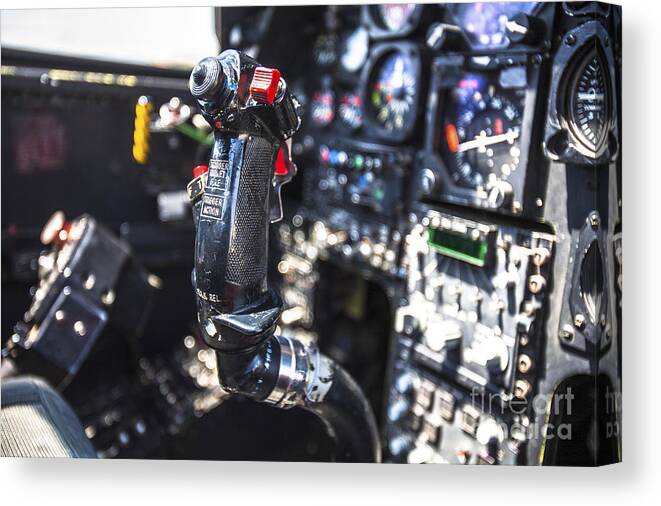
[456,130,520,153]
[577,91,605,101]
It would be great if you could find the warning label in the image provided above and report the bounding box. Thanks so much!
[201,194,225,220]
[207,159,229,191]
[201,158,230,220]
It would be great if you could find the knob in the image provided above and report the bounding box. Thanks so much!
[407,442,436,464]
[505,13,542,45]
[514,379,532,399]
[475,416,504,446]
[528,274,546,294]
[387,397,409,423]
[420,168,436,196]
[388,434,414,457]
[394,372,417,396]
[484,338,510,374]
[189,57,225,101]
[487,180,513,208]
[402,315,420,336]
[424,319,462,353]
[426,22,467,51]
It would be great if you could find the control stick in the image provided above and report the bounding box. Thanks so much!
[187,50,380,462]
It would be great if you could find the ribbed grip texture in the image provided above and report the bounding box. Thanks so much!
[1,376,97,458]
[225,136,274,286]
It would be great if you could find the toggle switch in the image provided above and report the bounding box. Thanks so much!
[250,67,281,105]
[424,318,462,353]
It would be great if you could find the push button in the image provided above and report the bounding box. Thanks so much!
[250,67,281,105]
[192,165,209,179]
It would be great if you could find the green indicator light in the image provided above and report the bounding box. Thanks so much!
[176,123,214,146]
[354,154,364,169]
[374,188,385,201]
[428,227,489,267]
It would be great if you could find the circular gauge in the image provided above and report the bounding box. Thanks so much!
[338,93,364,130]
[340,27,369,73]
[313,34,338,67]
[441,76,524,189]
[367,50,418,135]
[567,48,610,155]
[379,4,417,32]
[310,87,335,128]
[448,2,539,48]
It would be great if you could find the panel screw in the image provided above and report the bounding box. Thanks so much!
[574,314,586,329]
[101,289,116,306]
[517,354,532,374]
[83,273,96,290]
[565,34,576,45]
[74,321,86,337]
[559,324,574,341]
[589,212,600,228]
[528,274,546,294]
[532,247,550,267]
[514,379,532,398]
[55,310,65,322]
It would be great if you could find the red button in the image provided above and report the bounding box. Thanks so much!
[192,165,209,178]
[249,67,281,105]
[275,147,288,176]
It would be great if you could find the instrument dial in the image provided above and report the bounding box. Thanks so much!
[379,4,417,32]
[441,76,524,189]
[340,27,369,73]
[338,93,364,131]
[568,49,610,155]
[310,87,335,128]
[313,34,338,67]
[368,50,418,135]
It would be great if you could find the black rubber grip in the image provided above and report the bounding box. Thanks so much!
[193,132,278,315]
[225,136,274,287]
